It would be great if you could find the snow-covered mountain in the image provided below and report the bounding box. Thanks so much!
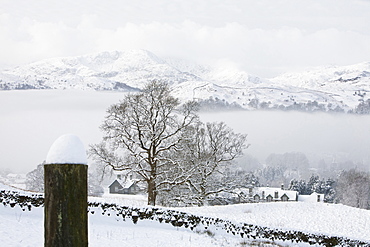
[270,63,370,112]
[0,50,201,91]
[1,50,369,113]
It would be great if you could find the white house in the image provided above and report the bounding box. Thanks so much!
[252,185,299,202]
[234,184,324,203]
[298,192,325,203]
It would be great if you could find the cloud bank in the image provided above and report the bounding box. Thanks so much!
[1,90,370,173]
[1,0,370,77]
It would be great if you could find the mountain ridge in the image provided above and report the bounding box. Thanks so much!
[1,50,369,113]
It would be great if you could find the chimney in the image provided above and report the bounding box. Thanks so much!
[249,187,253,197]
[281,183,284,190]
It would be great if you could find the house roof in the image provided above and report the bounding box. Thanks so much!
[120,179,136,189]
[232,186,298,201]
[254,187,298,200]
[109,179,137,189]
[108,180,121,188]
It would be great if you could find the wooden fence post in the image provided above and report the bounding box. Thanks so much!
[44,134,88,247]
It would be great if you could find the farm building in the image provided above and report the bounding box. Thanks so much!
[233,184,322,203]
[108,173,142,195]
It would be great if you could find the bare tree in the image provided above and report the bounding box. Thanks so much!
[89,81,198,206]
[26,162,45,192]
[164,122,248,206]
[336,169,370,209]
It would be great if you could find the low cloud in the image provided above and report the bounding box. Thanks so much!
[0,90,124,173]
[200,110,370,168]
[1,0,370,77]
[1,91,370,173]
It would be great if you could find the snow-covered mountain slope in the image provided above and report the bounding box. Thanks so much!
[0,50,201,91]
[270,62,370,111]
[1,50,369,113]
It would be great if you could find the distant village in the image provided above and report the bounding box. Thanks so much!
[0,168,352,207]
[108,172,324,204]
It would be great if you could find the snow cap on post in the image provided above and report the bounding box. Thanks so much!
[46,134,87,165]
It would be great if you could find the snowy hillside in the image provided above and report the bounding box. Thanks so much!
[180,202,370,242]
[271,63,370,110]
[1,182,370,246]
[1,203,238,247]
[0,50,201,91]
[1,50,369,113]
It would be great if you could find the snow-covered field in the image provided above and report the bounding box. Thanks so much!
[1,183,369,247]
[180,202,370,242]
[0,205,241,247]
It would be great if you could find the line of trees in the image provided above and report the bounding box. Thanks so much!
[289,175,336,203]
[288,171,370,209]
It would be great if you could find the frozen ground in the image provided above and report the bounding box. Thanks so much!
[179,202,370,242]
[0,183,241,247]
[1,183,369,246]
[0,205,247,247]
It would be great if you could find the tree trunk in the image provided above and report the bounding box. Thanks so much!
[147,178,156,206]
[147,157,157,206]
[44,164,88,247]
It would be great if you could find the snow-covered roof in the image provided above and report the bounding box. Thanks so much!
[254,187,298,201]
[110,179,137,189]
[119,179,136,189]
[45,134,87,165]
[232,186,298,201]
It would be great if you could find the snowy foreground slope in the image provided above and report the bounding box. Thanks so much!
[179,202,370,242]
[1,206,233,247]
[1,183,370,247]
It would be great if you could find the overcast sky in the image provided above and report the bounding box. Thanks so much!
[1,0,370,77]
